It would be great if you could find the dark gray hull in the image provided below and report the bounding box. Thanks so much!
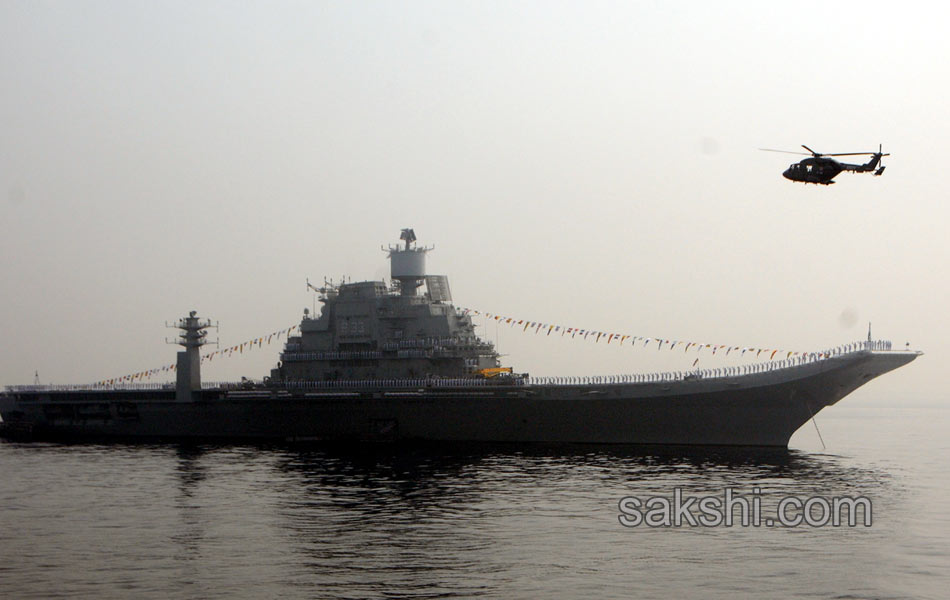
[0,350,919,447]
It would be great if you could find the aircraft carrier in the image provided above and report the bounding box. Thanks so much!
[0,229,920,446]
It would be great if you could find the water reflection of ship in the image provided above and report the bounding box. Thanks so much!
[157,443,893,599]
[273,443,891,505]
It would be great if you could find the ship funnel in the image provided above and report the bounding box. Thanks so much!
[387,228,432,296]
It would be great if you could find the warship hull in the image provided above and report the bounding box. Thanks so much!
[0,350,918,447]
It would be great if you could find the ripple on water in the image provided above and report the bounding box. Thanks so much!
[0,408,948,600]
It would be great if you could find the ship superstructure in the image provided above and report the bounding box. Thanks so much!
[272,229,500,383]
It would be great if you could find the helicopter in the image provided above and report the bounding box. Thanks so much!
[761,144,889,185]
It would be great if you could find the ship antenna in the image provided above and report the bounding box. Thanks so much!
[306,278,318,315]
[166,311,216,402]
[401,228,416,250]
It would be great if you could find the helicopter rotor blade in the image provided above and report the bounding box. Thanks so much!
[824,152,879,157]
[760,148,811,155]
[801,144,821,156]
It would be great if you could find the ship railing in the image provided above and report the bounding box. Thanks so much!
[281,351,385,361]
[395,350,432,359]
[4,383,177,392]
[280,347,496,361]
[280,349,497,361]
[2,340,900,393]
[278,377,516,390]
[2,381,259,393]
[523,339,897,386]
[379,338,493,351]
[204,381,265,390]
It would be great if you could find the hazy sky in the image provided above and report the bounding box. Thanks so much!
[2,1,947,414]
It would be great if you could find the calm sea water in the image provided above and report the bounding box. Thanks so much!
[1,406,947,600]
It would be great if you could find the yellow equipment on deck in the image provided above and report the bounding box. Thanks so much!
[476,367,513,378]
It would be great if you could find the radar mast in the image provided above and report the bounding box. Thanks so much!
[386,228,433,296]
[166,311,216,401]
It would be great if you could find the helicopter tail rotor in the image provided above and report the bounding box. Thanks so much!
[874,143,888,176]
